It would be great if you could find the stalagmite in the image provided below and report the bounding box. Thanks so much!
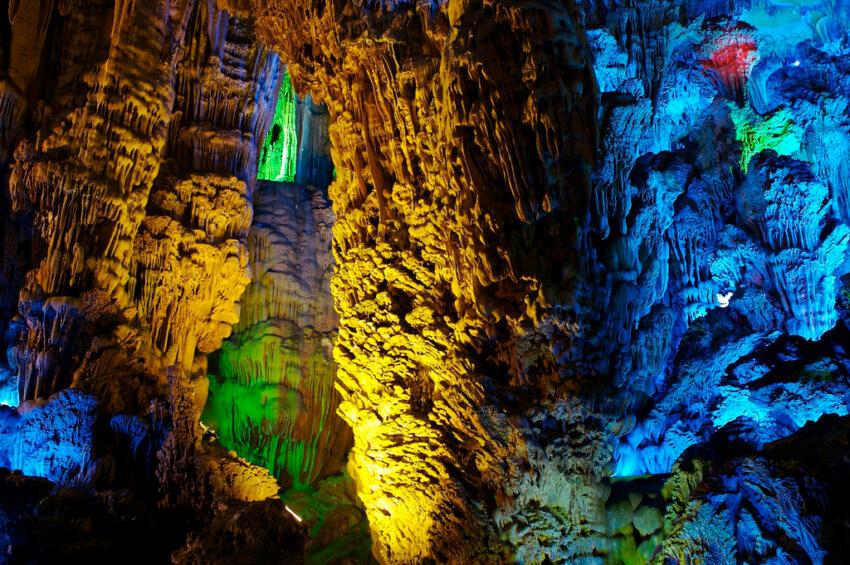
[204,180,351,489]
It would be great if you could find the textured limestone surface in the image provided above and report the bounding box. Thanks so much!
[0,1,303,560]
[579,0,850,562]
[2,0,850,563]
[253,0,603,561]
[251,0,850,562]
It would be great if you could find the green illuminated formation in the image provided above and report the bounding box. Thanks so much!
[202,324,344,488]
[201,181,350,490]
[730,105,802,172]
[258,69,298,182]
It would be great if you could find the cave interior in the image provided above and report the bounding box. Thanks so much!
[2,0,850,563]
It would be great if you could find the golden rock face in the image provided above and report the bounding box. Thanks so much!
[6,1,278,399]
[253,1,600,561]
[9,0,183,402]
[3,0,286,515]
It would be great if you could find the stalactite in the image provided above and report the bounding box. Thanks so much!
[257,69,298,182]
[0,2,300,558]
[8,0,182,403]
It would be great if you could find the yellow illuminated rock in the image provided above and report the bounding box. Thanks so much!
[254,1,600,561]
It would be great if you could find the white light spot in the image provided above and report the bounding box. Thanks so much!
[717,291,733,308]
[285,505,303,523]
[792,60,801,67]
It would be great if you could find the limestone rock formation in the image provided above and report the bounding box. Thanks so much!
[0,0,304,560]
[655,413,850,563]
[252,0,850,561]
[582,0,850,561]
[204,180,351,489]
[254,0,601,561]
[2,0,850,563]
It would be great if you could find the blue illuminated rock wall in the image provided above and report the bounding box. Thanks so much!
[1,390,99,483]
[580,0,850,561]
[580,0,850,474]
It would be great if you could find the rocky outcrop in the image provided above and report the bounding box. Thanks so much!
[2,0,281,401]
[656,414,850,563]
[294,95,333,190]
[0,0,303,559]
[257,70,333,188]
[258,69,299,183]
[9,0,187,403]
[578,0,850,481]
[581,1,850,560]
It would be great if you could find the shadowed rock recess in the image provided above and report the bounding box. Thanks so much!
[1,0,850,563]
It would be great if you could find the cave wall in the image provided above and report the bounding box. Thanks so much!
[257,70,334,188]
[576,0,850,465]
[253,0,605,561]
[252,0,850,562]
[0,0,305,559]
[1,0,286,403]
[1,0,850,563]
[1,0,263,456]
[578,1,850,561]
[204,179,352,489]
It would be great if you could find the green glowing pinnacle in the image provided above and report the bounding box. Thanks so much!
[258,69,298,182]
